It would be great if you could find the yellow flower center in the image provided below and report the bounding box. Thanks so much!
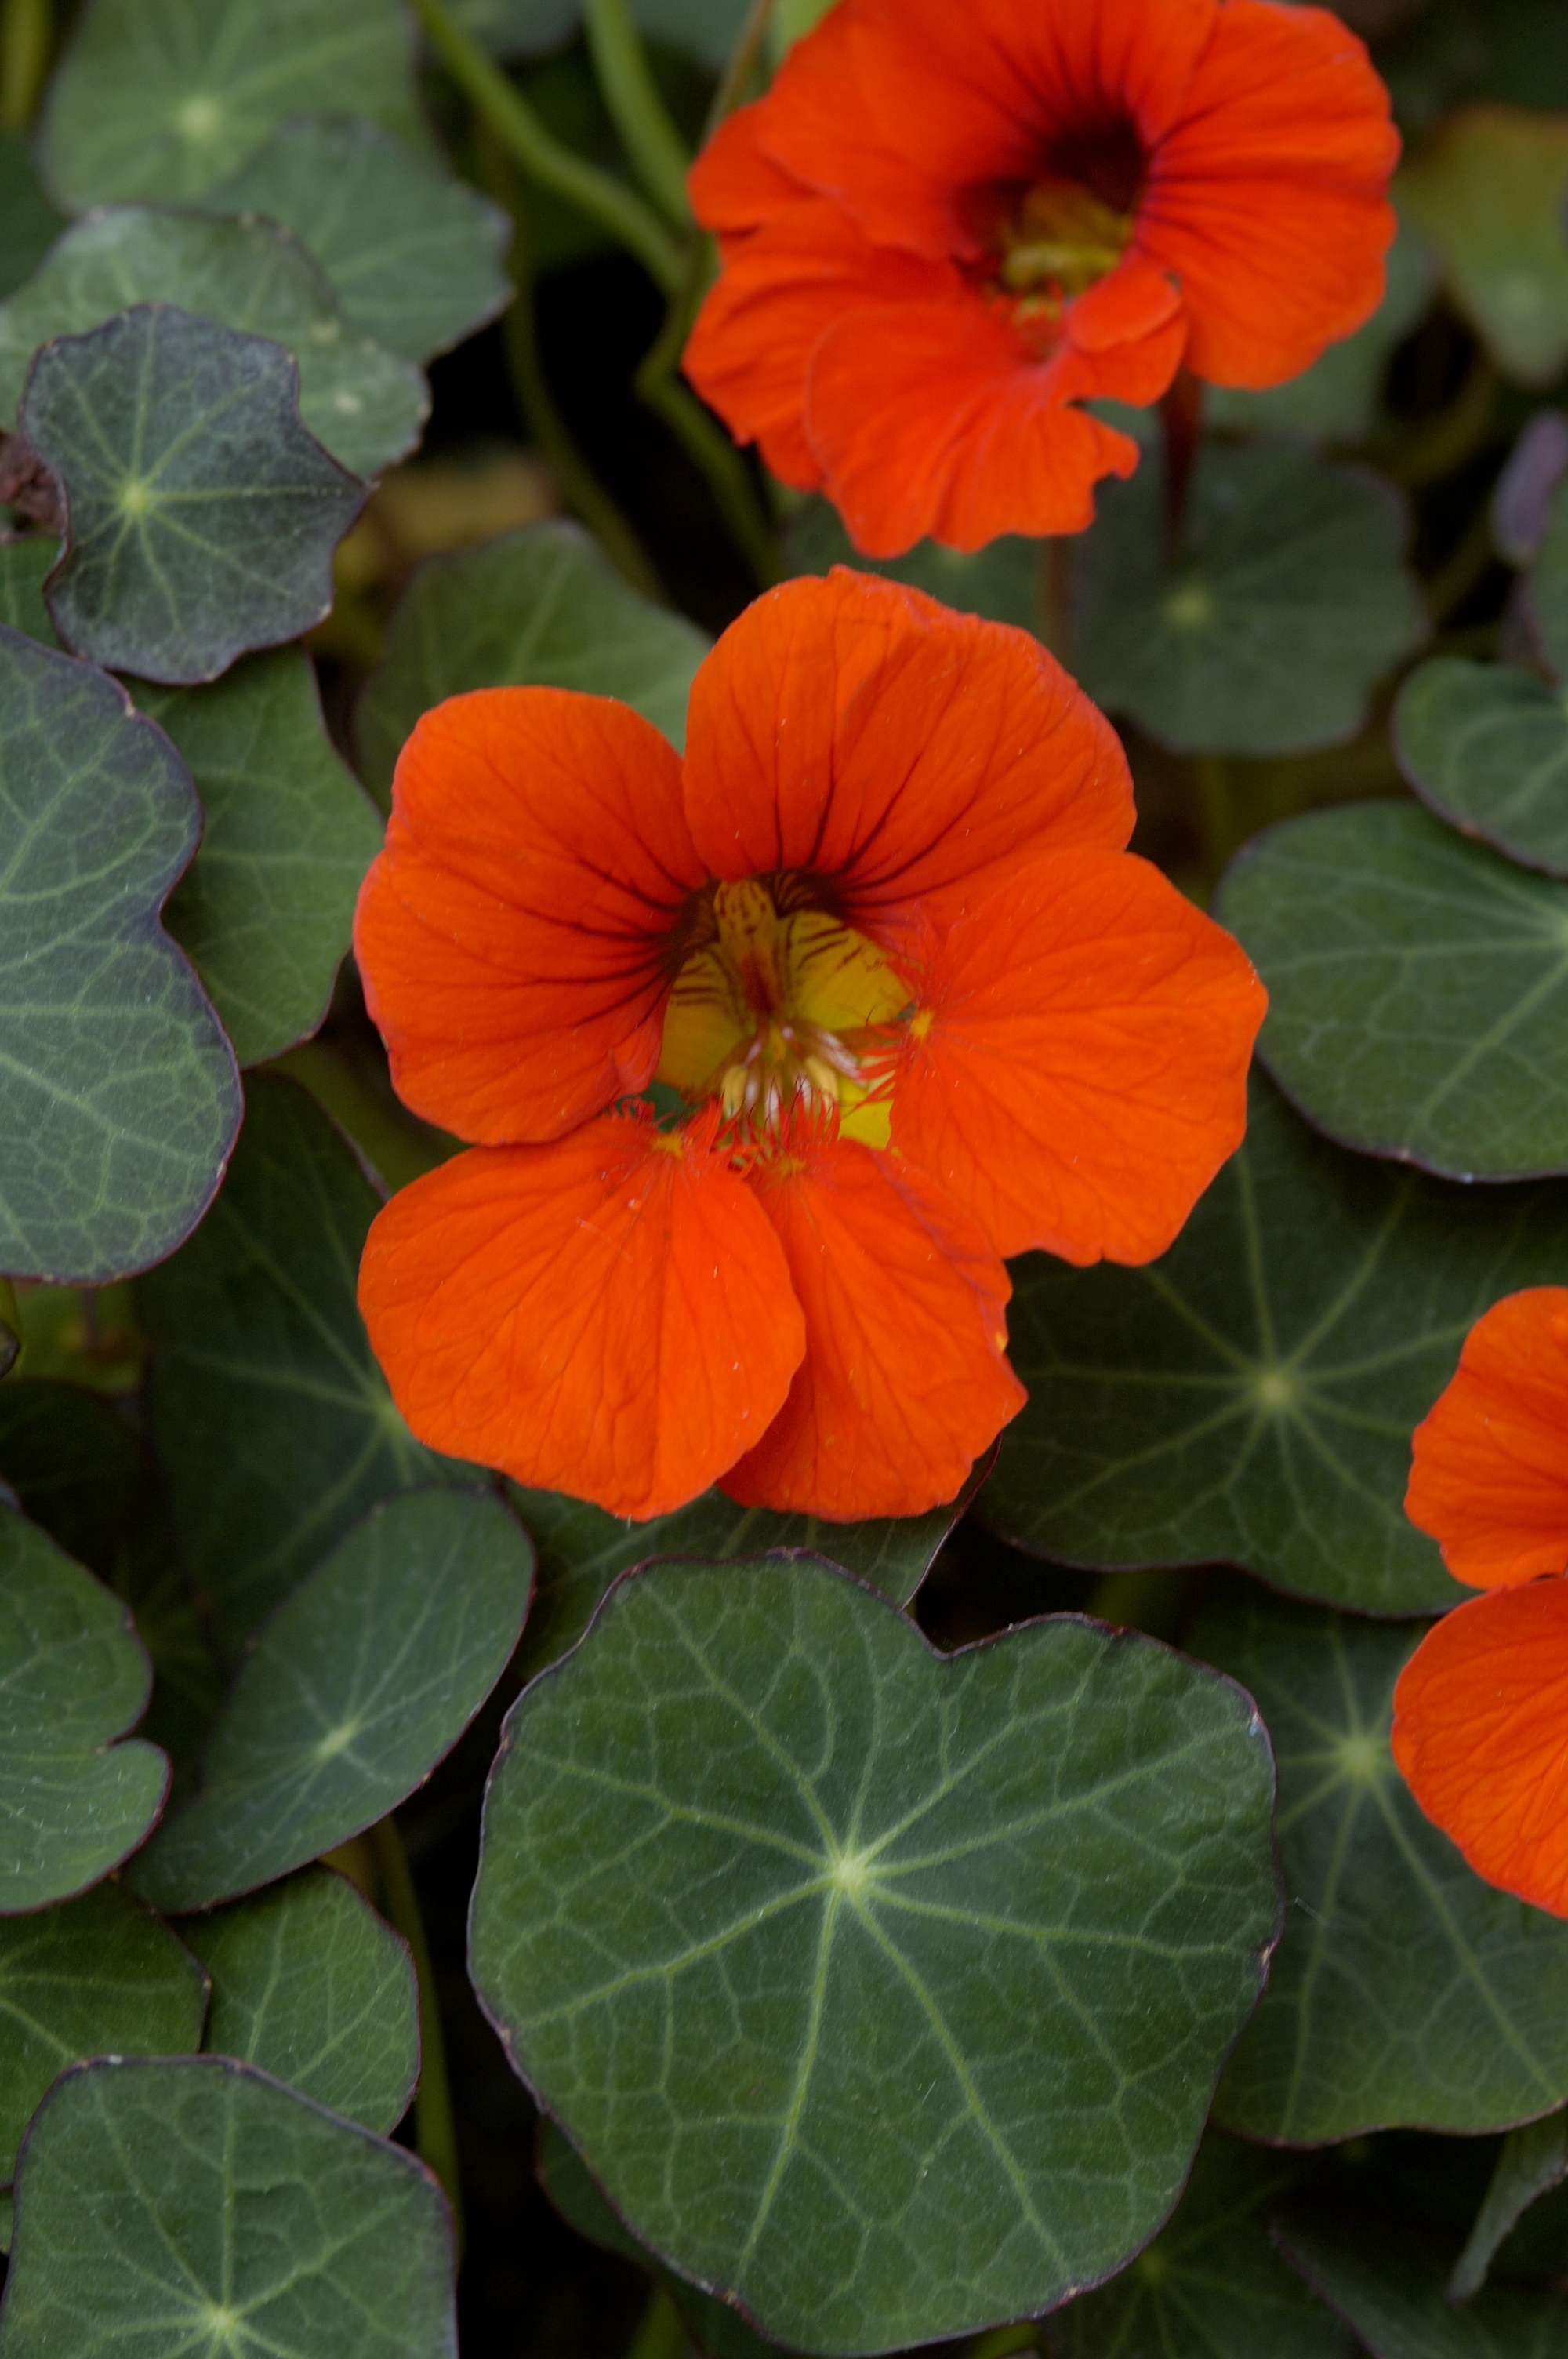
[657,878,906,1147]
[996,176,1134,303]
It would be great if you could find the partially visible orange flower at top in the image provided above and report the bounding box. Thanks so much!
[1393,1288,1568,1915]
[684,0,1399,555]
[354,569,1265,1524]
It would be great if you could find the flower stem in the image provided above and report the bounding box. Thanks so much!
[412,0,684,294]
[0,1276,20,1376]
[370,1816,466,2263]
[703,0,780,136]
[0,0,49,133]
[1160,366,1204,552]
[625,2285,690,2359]
[583,0,691,229]
[965,2325,1042,2359]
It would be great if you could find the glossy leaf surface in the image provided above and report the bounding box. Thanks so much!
[132,1489,532,1911]
[0,1379,142,1576]
[0,2056,456,2359]
[1194,1579,1568,2146]
[1273,2209,1568,2358]
[1072,440,1426,756]
[355,522,709,799]
[0,1513,168,1914]
[980,1073,1568,1615]
[138,1073,468,1661]
[23,306,365,685]
[1396,657,1568,878]
[140,650,383,1067]
[0,627,240,1281]
[1218,803,1568,1180]
[183,1866,418,2133]
[0,1882,205,2180]
[470,1556,1279,2354]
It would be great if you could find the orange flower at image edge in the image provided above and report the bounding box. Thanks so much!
[355,569,1265,1522]
[1393,1288,1568,1915]
[684,0,1399,554]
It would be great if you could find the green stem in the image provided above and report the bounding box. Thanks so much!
[1382,352,1497,488]
[0,0,49,134]
[412,0,684,293]
[625,2285,690,2359]
[583,0,691,229]
[370,1817,465,2260]
[1425,500,1498,624]
[966,2325,1042,2359]
[1196,750,1240,877]
[704,0,780,135]
[0,1276,20,1378]
[637,356,778,585]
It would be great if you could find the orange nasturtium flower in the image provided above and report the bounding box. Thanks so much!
[1393,1288,1568,1915]
[354,570,1265,1523]
[684,0,1399,556]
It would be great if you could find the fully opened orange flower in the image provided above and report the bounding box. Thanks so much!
[355,570,1265,1522]
[684,0,1399,554]
[1393,1289,1568,1914]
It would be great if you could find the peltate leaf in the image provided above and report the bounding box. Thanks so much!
[1398,104,1568,386]
[0,2056,456,2359]
[1217,801,1568,1180]
[22,304,366,685]
[131,1488,532,1911]
[470,1555,1279,2355]
[1193,1578,1568,2145]
[1273,2209,1568,2358]
[0,626,241,1281]
[1396,656,1568,878]
[182,1866,418,2133]
[0,1511,169,1914]
[0,1377,142,1575]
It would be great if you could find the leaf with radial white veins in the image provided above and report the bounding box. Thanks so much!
[354,522,710,800]
[0,1882,206,2180]
[40,0,425,211]
[1070,439,1428,756]
[1217,801,1568,1180]
[23,305,366,685]
[130,1488,532,1912]
[0,2056,457,2359]
[136,650,383,1067]
[0,1513,169,1914]
[1398,105,1568,387]
[470,1555,1280,2355]
[1046,2132,1353,2359]
[0,626,241,1284]
[207,119,512,365]
[182,1866,418,2133]
[1192,1578,1568,2146]
[978,1068,1568,1614]
[136,1072,477,1663]
[0,1378,143,1576]
[1272,2210,1568,2359]
[510,1451,993,1681]
[1395,658,1568,878]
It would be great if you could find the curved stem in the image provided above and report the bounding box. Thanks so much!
[705,0,781,135]
[371,1817,466,2263]
[412,0,684,294]
[583,0,691,230]
[625,2285,690,2359]
[0,0,49,133]
[0,1276,20,1378]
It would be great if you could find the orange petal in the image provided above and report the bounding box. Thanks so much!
[358,1114,806,1519]
[681,569,1133,954]
[355,688,706,1145]
[686,101,811,241]
[1393,1583,1568,1917]
[1406,1288,1568,1589]
[721,1129,1025,1518]
[890,850,1265,1263]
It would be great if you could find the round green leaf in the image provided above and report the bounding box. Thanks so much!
[136,1072,474,1663]
[0,626,241,1281]
[0,2055,456,2359]
[1218,801,1568,1180]
[1398,106,1568,387]
[0,1882,206,2181]
[42,0,425,211]
[1048,2133,1352,2359]
[354,522,710,801]
[1273,2209,1568,2359]
[1071,439,1428,756]
[208,118,511,364]
[0,1378,142,1576]
[0,207,427,477]
[23,304,366,686]
[980,1070,1568,1616]
[470,1555,1279,2354]
[137,649,383,1067]
[1193,1578,1568,2146]
[182,1866,418,2133]
[131,1488,532,1913]
[1396,656,1568,878]
[0,1512,169,1914]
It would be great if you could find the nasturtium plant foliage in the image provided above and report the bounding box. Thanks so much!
[7,0,1568,2354]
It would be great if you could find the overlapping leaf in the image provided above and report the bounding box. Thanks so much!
[0,1378,142,1575]
[1273,2210,1568,2358]
[0,627,240,1282]
[1396,658,1568,878]
[1194,1579,1568,2146]
[132,1488,532,1911]
[0,538,57,644]
[782,501,1040,636]
[23,306,365,684]
[1450,2115,1568,2300]
[183,1866,418,2133]
[471,1556,1279,2354]
[1218,802,1568,1180]
[1398,104,1568,385]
